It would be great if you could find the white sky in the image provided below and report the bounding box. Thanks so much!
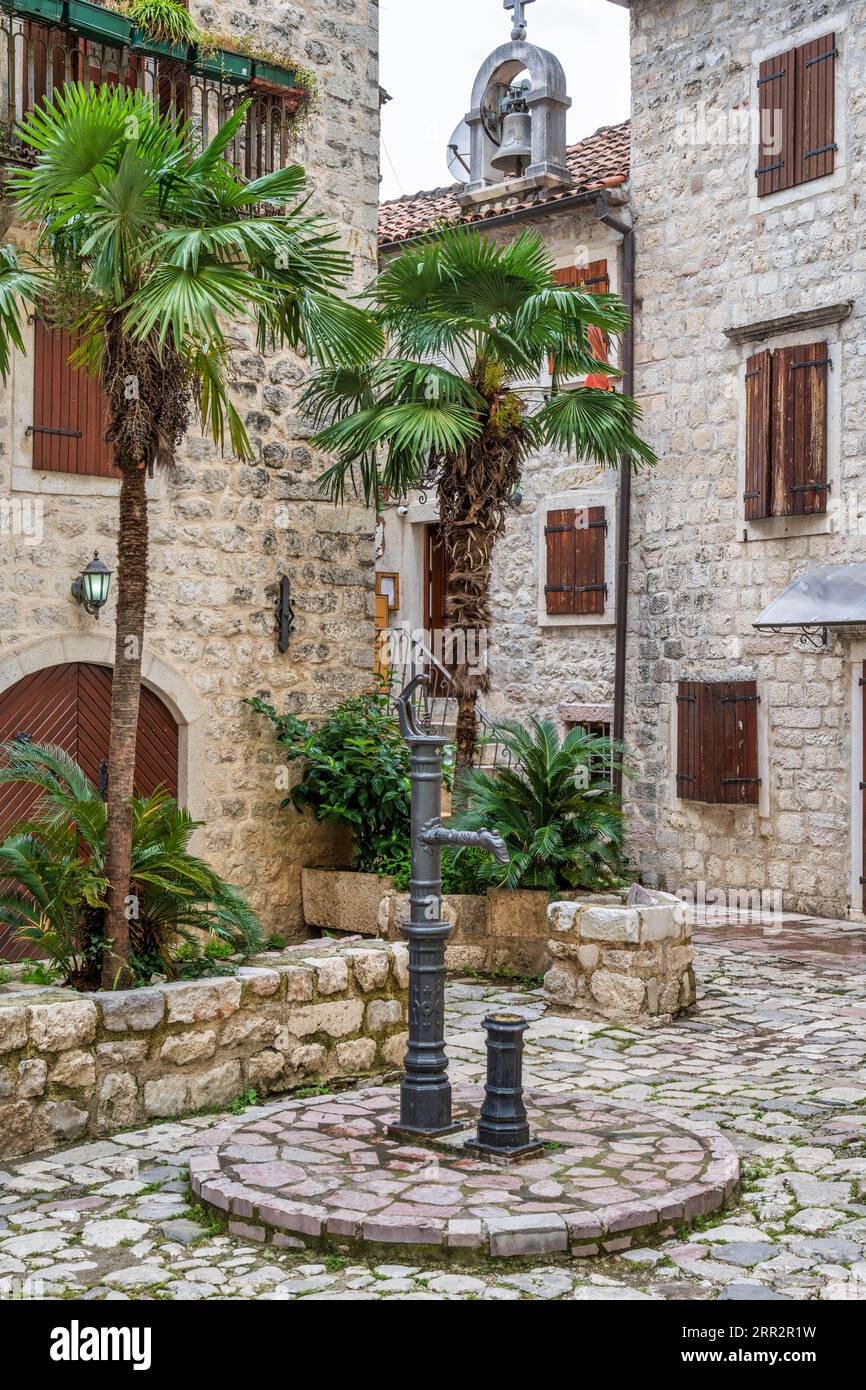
[379,0,631,203]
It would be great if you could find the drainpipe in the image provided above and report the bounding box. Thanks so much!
[595,195,635,799]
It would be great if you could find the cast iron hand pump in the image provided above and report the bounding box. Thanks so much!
[392,676,508,1137]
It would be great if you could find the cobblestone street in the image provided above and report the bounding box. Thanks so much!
[3,924,866,1302]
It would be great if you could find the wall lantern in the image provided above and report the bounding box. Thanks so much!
[71,552,112,617]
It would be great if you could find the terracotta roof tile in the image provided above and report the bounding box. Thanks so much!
[379,120,631,246]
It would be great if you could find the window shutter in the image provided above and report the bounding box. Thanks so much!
[717,681,761,806]
[676,681,700,801]
[32,321,115,477]
[574,506,607,615]
[796,32,837,184]
[744,349,772,519]
[771,342,829,517]
[551,262,611,386]
[757,48,795,195]
[677,680,760,805]
[544,508,576,615]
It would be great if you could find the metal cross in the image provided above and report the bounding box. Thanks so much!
[505,0,535,40]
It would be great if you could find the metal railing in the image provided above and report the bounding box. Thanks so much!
[386,630,512,770]
[0,13,296,177]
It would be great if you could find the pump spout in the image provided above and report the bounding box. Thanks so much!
[419,821,510,866]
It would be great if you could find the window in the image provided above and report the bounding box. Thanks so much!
[30,321,116,478]
[676,680,761,806]
[756,32,837,196]
[744,341,829,519]
[566,717,614,784]
[551,262,612,389]
[544,506,607,617]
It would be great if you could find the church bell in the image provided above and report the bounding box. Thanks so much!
[490,109,532,176]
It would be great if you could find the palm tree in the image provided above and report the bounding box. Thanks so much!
[303,226,655,768]
[0,82,381,987]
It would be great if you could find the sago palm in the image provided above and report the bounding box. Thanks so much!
[303,226,655,766]
[452,719,627,892]
[0,740,261,989]
[0,82,381,987]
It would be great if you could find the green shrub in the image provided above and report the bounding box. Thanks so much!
[0,742,261,990]
[452,720,628,893]
[248,691,413,875]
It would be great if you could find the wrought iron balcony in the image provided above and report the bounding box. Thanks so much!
[0,0,305,178]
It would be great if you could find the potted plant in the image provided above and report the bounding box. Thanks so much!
[190,43,253,84]
[252,58,299,89]
[11,0,66,26]
[66,0,133,46]
[126,0,195,60]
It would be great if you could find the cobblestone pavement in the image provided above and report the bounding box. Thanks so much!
[2,928,866,1302]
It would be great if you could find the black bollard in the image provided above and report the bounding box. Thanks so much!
[466,1012,544,1161]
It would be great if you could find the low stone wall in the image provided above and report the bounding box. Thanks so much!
[302,869,395,938]
[543,891,695,1025]
[377,888,562,976]
[0,940,408,1161]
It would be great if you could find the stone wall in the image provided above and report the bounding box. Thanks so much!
[0,0,382,935]
[0,940,408,1160]
[625,0,866,916]
[544,891,695,1025]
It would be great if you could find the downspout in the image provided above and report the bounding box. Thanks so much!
[595,195,635,798]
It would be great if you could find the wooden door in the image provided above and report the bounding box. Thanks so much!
[424,524,453,696]
[0,664,179,959]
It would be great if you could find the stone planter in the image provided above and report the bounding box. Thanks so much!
[543,890,695,1026]
[302,868,396,937]
[0,940,408,1161]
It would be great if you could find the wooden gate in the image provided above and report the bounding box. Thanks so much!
[0,664,179,960]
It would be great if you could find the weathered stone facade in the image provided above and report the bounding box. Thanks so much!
[0,0,382,935]
[624,0,865,916]
[0,939,409,1160]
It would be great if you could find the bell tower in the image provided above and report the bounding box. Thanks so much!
[457,0,572,207]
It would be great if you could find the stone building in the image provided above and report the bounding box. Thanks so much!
[617,0,864,919]
[377,8,631,750]
[380,0,866,919]
[0,0,381,949]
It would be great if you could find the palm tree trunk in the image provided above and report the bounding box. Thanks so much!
[100,459,148,989]
[455,691,479,770]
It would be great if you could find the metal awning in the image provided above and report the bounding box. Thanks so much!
[753,564,866,633]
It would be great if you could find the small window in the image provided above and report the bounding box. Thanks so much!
[544,506,608,617]
[744,342,829,519]
[676,680,761,806]
[566,718,614,785]
[756,32,837,195]
[551,261,613,389]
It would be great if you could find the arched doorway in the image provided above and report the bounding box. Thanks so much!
[0,663,179,959]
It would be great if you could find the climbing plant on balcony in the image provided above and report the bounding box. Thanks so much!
[0,82,382,988]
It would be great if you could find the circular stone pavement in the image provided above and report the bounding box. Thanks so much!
[190,1086,740,1259]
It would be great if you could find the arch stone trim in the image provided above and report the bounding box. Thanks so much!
[0,637,205,818]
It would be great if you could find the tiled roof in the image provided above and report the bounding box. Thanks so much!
[379,120,631,246]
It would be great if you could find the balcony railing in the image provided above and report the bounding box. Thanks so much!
[0,5,303,178]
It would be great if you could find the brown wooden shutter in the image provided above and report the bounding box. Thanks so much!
[744,349,772,519]
[574,506,607,615]
[544,508,576,614]
[550,262,611,383]
[796,32,837,185]
[676,680,700,801]
[32,321,116,477]
[771,341,829,517]
[757,48,795,195]
[716,681,760,806]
